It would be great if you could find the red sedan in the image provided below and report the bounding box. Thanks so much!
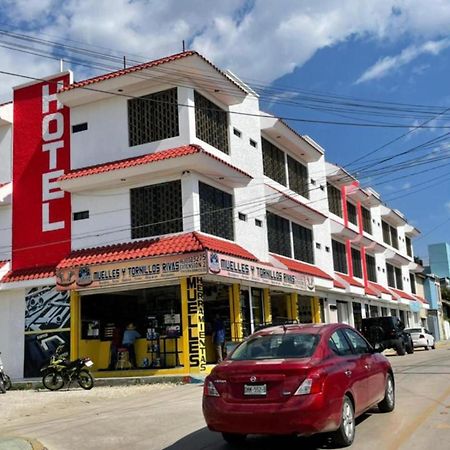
[203,323,395,447]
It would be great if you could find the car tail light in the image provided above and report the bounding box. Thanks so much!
[204,380,220,397]
[419,334,425,339]
[294,371,326,396]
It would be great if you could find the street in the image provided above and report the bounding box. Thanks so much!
[1,346,450,450]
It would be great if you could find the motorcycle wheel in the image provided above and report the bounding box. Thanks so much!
[4,375,12,391]
[42,371,65,391]
[0,378,5,394]
[78,370,94,390]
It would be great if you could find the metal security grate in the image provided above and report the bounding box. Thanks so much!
[195,91,229,154]
[366,254,377,282]
[267,212,291,257]
[347,202,357,226]
[292,222,314,264]
[199,182,233,240]
[130,180,182,239]
[262,137,286,186]
[327,183,342,217]
[332,239,347,273]
[288,155,309,198]
[351,247,362,278]
[128,88,179,147]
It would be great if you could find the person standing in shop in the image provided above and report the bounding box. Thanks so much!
[212,314,226,363]
[122,322,141,368]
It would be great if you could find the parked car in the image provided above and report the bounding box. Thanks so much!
[360,316,414,355]
[404,327,435,350]
[203,323,395,447]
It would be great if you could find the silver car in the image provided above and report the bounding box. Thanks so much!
[404,327,435,350]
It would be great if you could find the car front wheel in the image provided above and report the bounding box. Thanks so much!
[330,395,355,447]
[378,373,395,413]
[396,340,406,356]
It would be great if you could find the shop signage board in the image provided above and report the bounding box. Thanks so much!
[207,252,315,292]
[56,252,207,290]
[12,72,72,270]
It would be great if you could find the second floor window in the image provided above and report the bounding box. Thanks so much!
[130,180,182,239]
[382,221,399,249]
[332,239,347,274]
[386,263,403,290]
[327,183,342,217]
[287,155,309,198]
[267,212,291,257]
[366,254,377,282]
[391,226,399,249]
[347,202,357,226]
[199,182,233,240]
[362,207,372,234]
[351,247,362,278]
[262,137,286,186]
[128,88,179,147]
[410,273,416,294]
[292,223,314,264]
[395,266,403,290]
[195,91,229,154]
[406,236,412,257]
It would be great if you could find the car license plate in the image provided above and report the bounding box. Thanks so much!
[85,360,94,367]
[244,384,267,396]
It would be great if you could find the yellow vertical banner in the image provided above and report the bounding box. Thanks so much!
[311,296,321,323]
[183,276,207,373]
[263,289,272,325]
[181,278,190,370]
[290,293,299,322]
[70,290,80,360]
[232,284,243,340]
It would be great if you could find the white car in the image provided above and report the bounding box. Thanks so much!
[404,327,435,350]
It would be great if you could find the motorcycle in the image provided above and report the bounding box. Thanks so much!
[40,345,95,391]
[0,352,12,393]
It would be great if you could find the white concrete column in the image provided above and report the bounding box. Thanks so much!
[177,87,196,143]
[181,172,200,232]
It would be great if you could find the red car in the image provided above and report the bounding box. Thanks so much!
[203,323,395,447]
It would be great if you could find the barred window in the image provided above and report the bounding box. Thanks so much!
[128,88,179,147]
[195,91,229,154]
[332,240,348,274]
[199,182,233,240]
[406,237,412,257]
[410,273,416,294]
[262,137,286,186]
[351,247,362,278]
[267,212,291,257]
[390,226,399,249]
[287,155,309,198]
[327,183,342,217]
[347,202,358,226]
[130,180,182,239]
[292,222,314,264]
[386,263,395,288]
[362,207,372,234]
[382,221,391,246]
[395,267,403,290]
[366,254,377,282]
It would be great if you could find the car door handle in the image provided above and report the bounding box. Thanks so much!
[344,370,352,377]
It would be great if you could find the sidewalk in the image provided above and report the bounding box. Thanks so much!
[0,437,46,450]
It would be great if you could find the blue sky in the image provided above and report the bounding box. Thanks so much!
[0,0,449,260]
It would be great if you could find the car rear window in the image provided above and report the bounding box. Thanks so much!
[229,333,320,360]
[405,328,422,333]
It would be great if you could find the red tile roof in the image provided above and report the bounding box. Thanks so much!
[413,295,429,304]
[368,281,392,295]
[335,272,364,288]
[389,288,416,301]
[59,145,251,181]
[365,284,380,297]
[0,260,8,270]
[270,254,332,280]
[1,266,55,283]
[60,51,245,94]
[333,279,346,289]
[57,232,257,269]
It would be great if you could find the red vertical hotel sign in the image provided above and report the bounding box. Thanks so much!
[12,73,71,270]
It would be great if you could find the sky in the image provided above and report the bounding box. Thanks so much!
[0,0,449,261]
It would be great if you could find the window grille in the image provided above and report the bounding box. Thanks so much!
[267,212,291,257]
[292,222,314,264]
[327,183,342,217]
[351,248,362,278]
[390,226,399,249]
[195,91,229,154]
[406,237,412,257]
[386,263,395,287]
[366,254,377,282]
[128,88,179,147]
[347,202,357,226]
[262,137,286,186]
[382,221,391,246]
[130,180,182,239]
[199,182,233,240]
[362,207,372,234]
[332,240,348,273]
[288,155,309,198]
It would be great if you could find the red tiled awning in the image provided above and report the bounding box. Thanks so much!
[368,281,392,295]
[1,265,55,283]
[270,254,332,280]
[389,288,416,301]
[59,145,252,181]
[413,295,429,304]
[335,272,364,288]
[333,279,346,289]
[57,232,258,269]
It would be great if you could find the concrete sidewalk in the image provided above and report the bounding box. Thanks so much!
[0,437,46,450]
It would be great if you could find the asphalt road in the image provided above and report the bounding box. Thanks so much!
[1,345,450,450]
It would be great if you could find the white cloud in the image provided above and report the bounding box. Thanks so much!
[356,38,450,84]
[0,0,450,101]
[402,182,412,189]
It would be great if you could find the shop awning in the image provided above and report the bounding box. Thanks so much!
[335,272,364,288]
[333,279,346,289]
[1,265,56,283]
[270,253,332,280]
[366,281,392,296]
[388,288,416,301]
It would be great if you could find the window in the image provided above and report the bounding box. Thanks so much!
[249,138,257,148]
[199,182,233,240]
[128,88,179,146]
[238,212,247,221]
[410,273,416,294]
[233,128,242,138]
[332,240,347,274]
[130,180,182,239]
[382,221,391,246]
[267,212,291,257]
[351,248,362,278]
[386,263,395,287]
[390,226,399,249]
[292,223,314,264]
[287,155,309,198]
[342,328,370,354]
[395,267,403,290]
[73,210,89,221]
[255,219,262,227]
[347,202,357,225]
[72,122,88,133]
[366,254,377,282]
[327,183,342,217]
[262,137,286,185]
[406,236,412,257]
[329,331,353,356]
[195,91,229,154]
[362,207,372,234]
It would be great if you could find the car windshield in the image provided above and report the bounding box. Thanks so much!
[229,333,320,360]
[405,328,422,333]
